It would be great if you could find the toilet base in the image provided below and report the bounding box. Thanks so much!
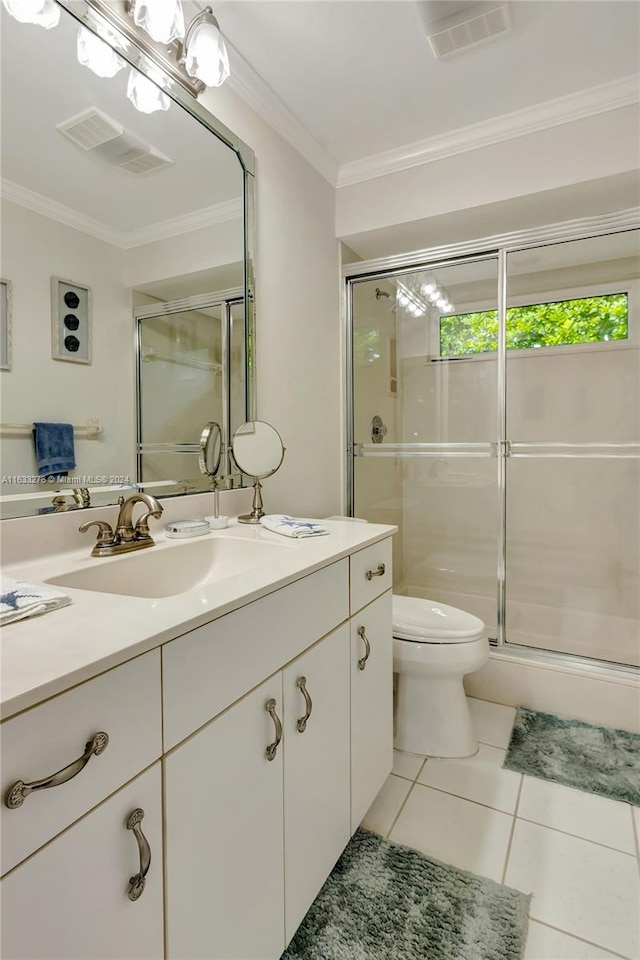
[394,673,478,758]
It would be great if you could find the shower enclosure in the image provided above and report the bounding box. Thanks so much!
[346,212,639,671]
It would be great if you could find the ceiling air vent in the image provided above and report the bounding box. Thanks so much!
[117,147,174,175]
[417,1,511,59]
[57,108,123,151]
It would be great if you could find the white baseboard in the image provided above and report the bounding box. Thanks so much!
[464,649,640,733]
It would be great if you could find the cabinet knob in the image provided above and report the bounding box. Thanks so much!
[127,808,151,901]
[296,677,313,733]
[265,699,283,761]
[5,732,109,810]
[365,563,385,581]
[357,626,371,671]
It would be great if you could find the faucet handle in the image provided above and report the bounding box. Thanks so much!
[79,520,116,545]
[134,510,162,540]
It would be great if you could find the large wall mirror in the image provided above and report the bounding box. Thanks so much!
[0,0,255,519]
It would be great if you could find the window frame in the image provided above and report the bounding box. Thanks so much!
[429,279,639,362]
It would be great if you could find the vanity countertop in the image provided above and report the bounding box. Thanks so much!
[0,519,396,721]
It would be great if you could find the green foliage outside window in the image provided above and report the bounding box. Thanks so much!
[439,293,628,357]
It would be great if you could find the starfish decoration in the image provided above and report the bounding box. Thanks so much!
[0,588,43,611]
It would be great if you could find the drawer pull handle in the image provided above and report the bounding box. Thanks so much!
[5,732,109,810]
[365,563,385,581]
[357,626,371,670]
[296,677,313,733]
[265,698,283,761]
[127,808,151,901]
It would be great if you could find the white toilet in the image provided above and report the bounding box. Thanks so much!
[393,595,489,758]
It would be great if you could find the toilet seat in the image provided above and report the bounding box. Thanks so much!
[393,595,485,644]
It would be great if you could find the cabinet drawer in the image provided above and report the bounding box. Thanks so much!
[1,650,162,876]
[349,538,393,614]
[163,559,349,749]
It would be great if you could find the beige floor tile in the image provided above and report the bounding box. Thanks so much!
[525,921,620,959]
[506,819,640,959]
[389,782,513,882]
[468,697,516,749]
[417,743,521,814]
[519,776,636,853]
[360,774,411,837]
[392,749,425,781]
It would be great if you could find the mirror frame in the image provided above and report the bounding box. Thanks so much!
[1,0,256,519]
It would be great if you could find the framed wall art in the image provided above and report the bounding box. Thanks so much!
[51,276,92,364]
[0,279,12,371]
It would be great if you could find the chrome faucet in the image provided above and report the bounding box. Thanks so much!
[79,493,163,557]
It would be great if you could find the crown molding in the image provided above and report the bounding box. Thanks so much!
[1,179,125,246]
[1,180,242,249]
[121,197,243,248]
[337,74,640,188]
[225,42,340,186]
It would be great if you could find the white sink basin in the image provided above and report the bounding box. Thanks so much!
[46,536,291,599]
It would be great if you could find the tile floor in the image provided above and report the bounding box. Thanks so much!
[362,697,640,960]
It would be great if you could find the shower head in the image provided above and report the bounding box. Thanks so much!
[375,288,391,300]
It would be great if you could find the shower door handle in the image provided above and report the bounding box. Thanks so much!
[371,416,387,444]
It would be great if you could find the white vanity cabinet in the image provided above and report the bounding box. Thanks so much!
[164,623,352,959]
[1,530,395,960]
[1,763,164,960]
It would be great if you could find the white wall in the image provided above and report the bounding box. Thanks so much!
[336,107,640,244]
[199,84,343,518]
[0,201,135,490]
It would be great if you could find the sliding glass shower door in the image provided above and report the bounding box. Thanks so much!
[348,219,639,669]
[350,256,501,639]
[505,232,640,666]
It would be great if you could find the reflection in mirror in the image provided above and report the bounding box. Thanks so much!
[231,421,285,524]
[198,422,222,479]
[0,1,254,519]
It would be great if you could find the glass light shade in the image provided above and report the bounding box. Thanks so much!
[132,0,184,44]
[1,0,59,28]
[77,27,125,79]
[126,69,170,114]
[185,18,230,87]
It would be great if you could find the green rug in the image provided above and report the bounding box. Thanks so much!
[282,829,530,960]
[504,706,640,806]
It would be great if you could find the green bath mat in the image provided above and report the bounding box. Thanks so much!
[504,706,640,806]
[281,828,530,960]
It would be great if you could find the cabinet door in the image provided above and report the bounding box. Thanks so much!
[1,764,163,960]
[165,675,285,960]
[282,624,351,944]
[350,590,394,831]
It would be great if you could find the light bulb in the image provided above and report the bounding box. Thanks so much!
[421,282,436,295]
[436,298,447,309]
[77,27,125,78]
[2,0,59,28]
[132,0,184,44]
[127,68,170,114]
[184,12,230,87]
[429,290,440,302]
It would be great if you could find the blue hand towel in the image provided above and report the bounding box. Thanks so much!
[33,422,76,478]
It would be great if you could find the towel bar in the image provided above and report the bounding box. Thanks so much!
[0,419,102,440]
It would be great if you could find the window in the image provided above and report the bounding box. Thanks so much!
[439,292,629,358]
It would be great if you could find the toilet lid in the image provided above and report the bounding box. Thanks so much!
[392,595,485,643]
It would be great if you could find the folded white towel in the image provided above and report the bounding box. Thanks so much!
[0,576,71,625]
[260,515,329,538]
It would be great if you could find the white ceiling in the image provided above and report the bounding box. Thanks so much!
[0,6,243,237]
[215,0,639,170]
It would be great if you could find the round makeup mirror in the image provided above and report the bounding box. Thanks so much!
[199,421,222,479]
[231,421,285,523]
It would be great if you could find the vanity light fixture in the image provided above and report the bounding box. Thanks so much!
[77,26,127,78]
[82,0,231,102]
[1,0,59,28]
[183,7,230,88]
[126,67,171,114]
[131,0,184,45]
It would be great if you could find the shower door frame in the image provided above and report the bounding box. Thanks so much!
[344,207,640,676]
